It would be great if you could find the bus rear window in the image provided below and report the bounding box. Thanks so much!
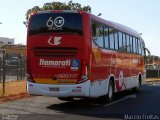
[29,13,82,35]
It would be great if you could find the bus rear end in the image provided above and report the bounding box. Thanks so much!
[26,11,91,98]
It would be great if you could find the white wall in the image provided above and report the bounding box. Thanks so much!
[0,37,14,58]
[0,37,14,47]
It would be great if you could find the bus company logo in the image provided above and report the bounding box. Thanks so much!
[39,59,80,69]
[39,59,71,67]
[48,36,62,45]
[54,16,64,28]
[46,16,64,30]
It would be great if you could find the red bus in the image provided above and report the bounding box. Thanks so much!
[26,10,150,102]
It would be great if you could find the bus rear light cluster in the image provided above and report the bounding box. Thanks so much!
[81,75,88,81]
[26,74,35,83]
[26,74,30,78]
[78,11,83,14]
[78,65,88,84]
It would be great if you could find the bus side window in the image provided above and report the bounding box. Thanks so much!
[104,26,109,49]
[133,37,136,53]
[141,41,145,56]
[123,33,127,51]
[114,30,119,50]
[92,23,96,39]
[137,39,142,55]
[135,38,138,54]
[119,32,123,51]
[126,35,130,52]
[109,28,115,50]
[130,36,133,53]
[92,21,104,48]
[96,25,104,48]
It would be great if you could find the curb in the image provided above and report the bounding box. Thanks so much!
[146,81,160,82]
[145,80,160,82]
[0,93,30,103]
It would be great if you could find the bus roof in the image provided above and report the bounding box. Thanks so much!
[90,14,142,38]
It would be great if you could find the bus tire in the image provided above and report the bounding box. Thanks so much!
[58,97,74,101]
[98,80,114,103]
[107,80,114,102]
[132,76,141,93]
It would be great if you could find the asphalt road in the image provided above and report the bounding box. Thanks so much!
[0,82,160,120]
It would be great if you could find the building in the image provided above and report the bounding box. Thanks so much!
[0,37,26,58]
[0,37,14,47]
[1,44,26,58]
[146,55,160,78]
[0,37,15,58]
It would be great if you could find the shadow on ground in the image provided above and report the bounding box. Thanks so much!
[47,90,138,119]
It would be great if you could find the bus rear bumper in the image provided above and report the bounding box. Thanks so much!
[27,81,90,97]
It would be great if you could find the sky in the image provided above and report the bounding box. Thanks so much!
[0,0,160,56]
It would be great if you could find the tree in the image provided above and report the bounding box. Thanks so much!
[24,1,91,26]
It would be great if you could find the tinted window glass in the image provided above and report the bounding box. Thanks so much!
[123,34,126,51]
[130,36,133,53]
[135,38,138,54]
[133,37,136,53]
[126,35,130,52]
[95,25,104,47]
[104,26,109,49]
[29,13,82,35]
[141,41,145,56]
[119,32,123,51]
[138,39,142,55]
[92,22,104,48]
[109,28,115,49]
[114,31,119,50]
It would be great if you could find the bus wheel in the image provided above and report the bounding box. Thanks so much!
[133,78,141,93]
[107,80,114,102]
[58,97,74,101]
[98,80,114,103]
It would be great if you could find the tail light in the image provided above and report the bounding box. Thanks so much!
[78,11,84,14]
[78,60,88,83]
[26,73,35,83]
[26,57,35,83]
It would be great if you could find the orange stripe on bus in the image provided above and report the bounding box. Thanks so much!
[34,78,77,84]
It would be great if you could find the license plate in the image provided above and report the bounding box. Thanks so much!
[49,87,59,92]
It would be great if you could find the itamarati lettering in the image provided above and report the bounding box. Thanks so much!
[39,59,71,66]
